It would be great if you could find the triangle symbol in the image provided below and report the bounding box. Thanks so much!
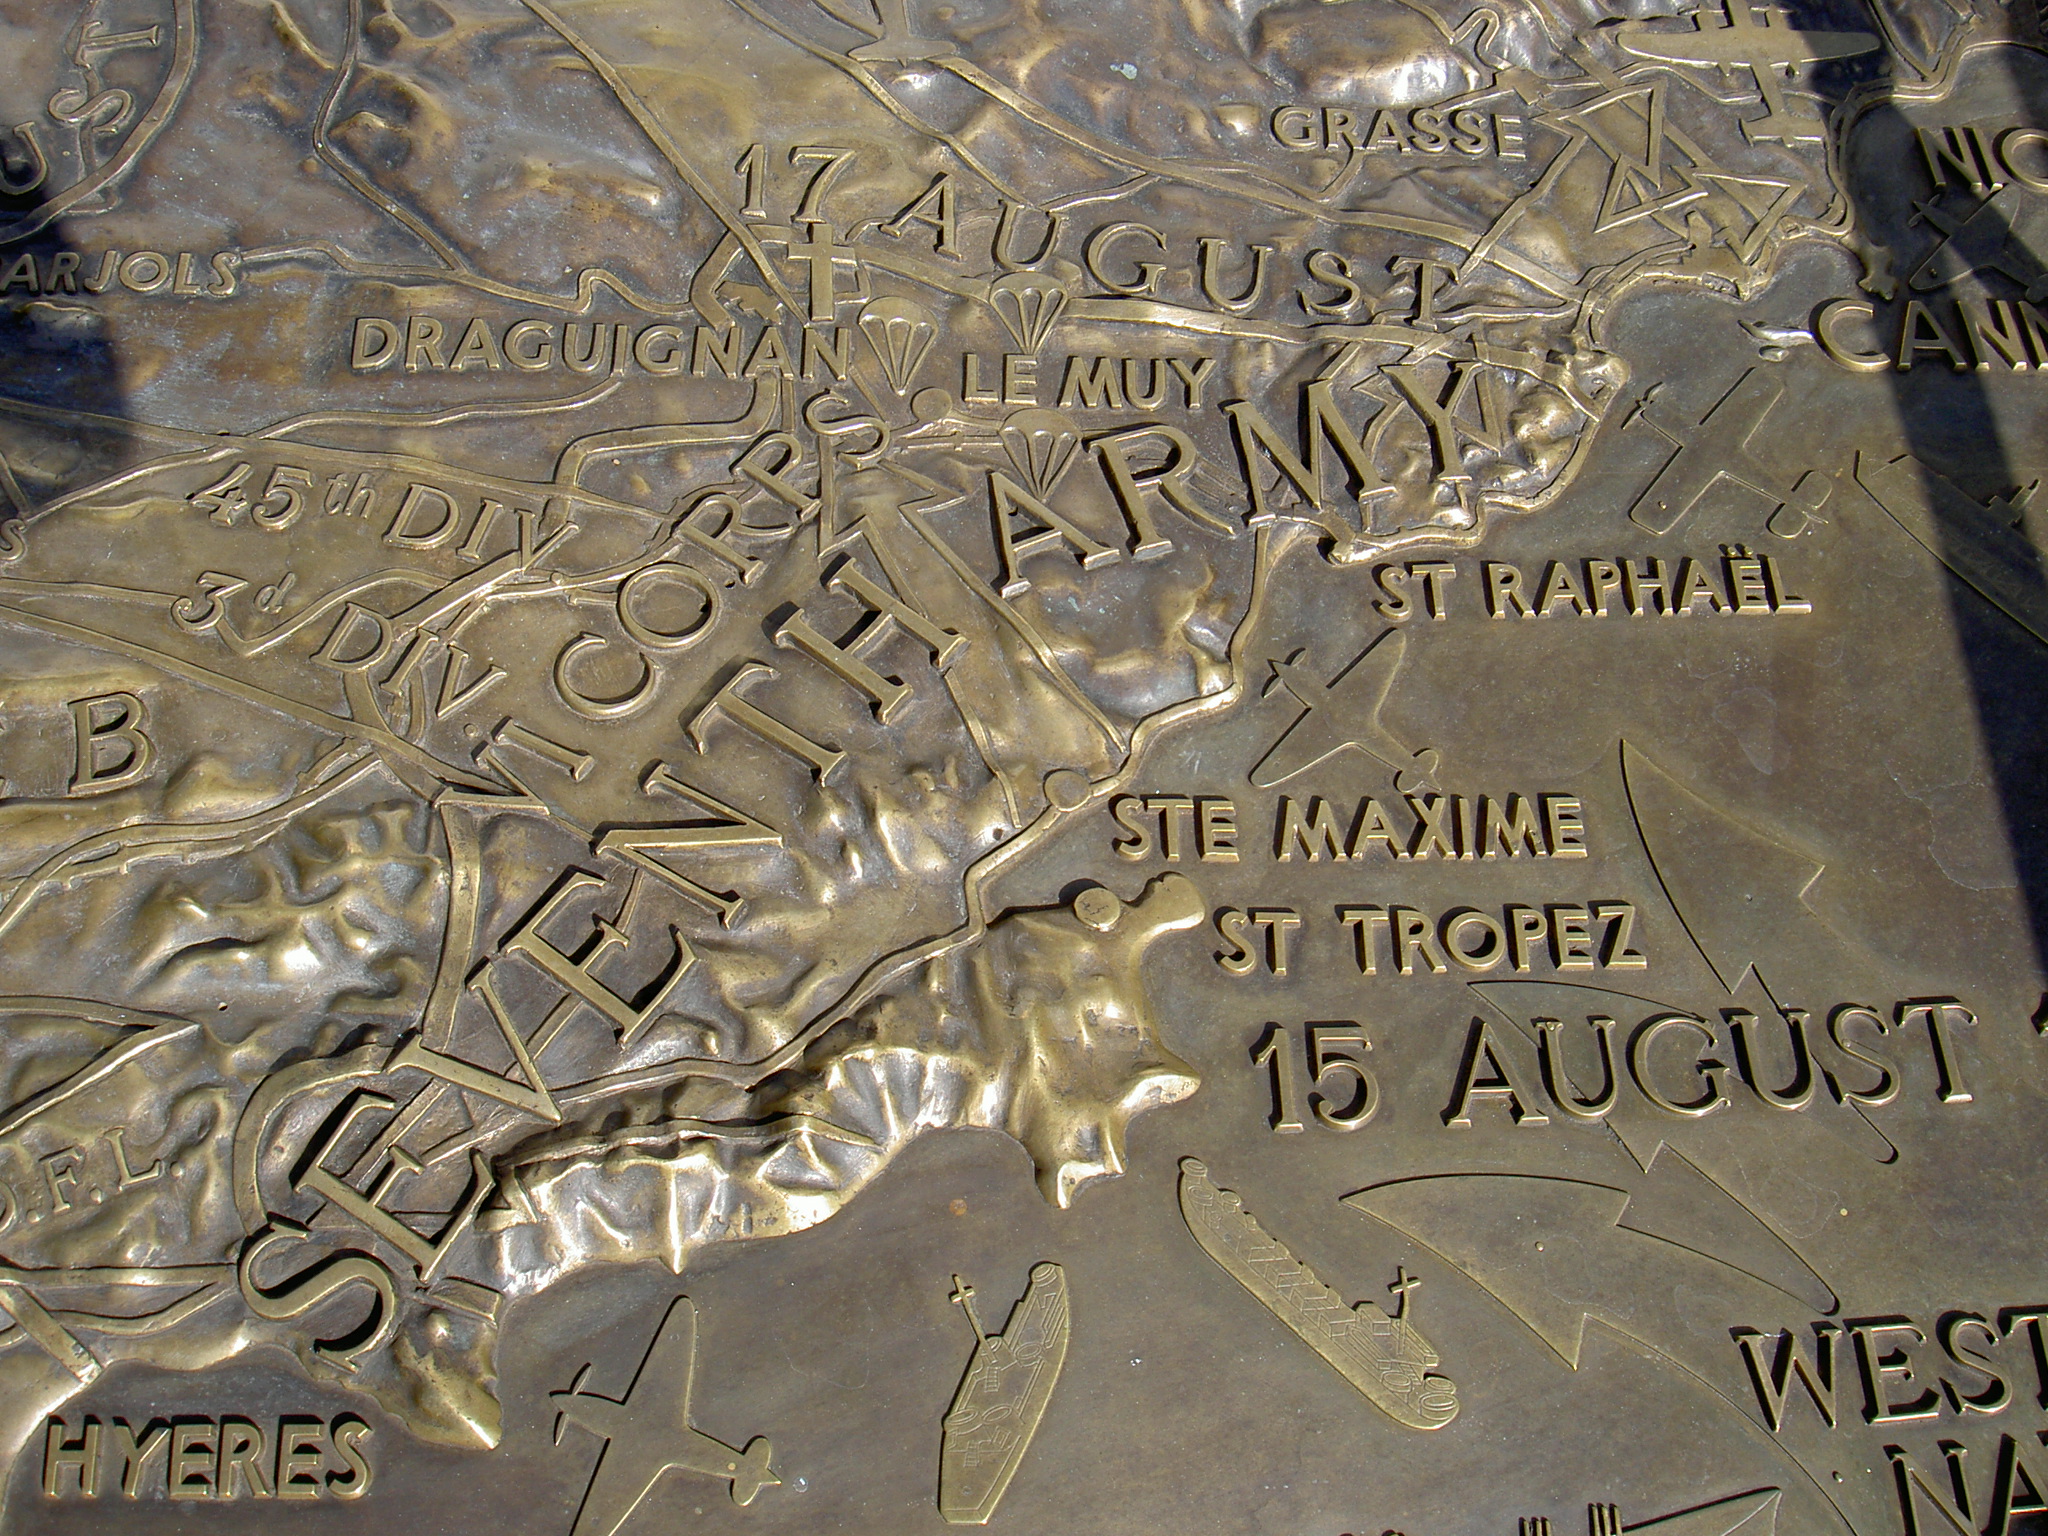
[1595,160,1706,233]
[1570,84,1668,180]
[1697,169,1797,222]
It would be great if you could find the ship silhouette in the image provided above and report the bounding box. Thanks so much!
[938,1263,1070,1524]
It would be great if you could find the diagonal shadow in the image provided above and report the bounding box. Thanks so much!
[0,224,134,534]
[1802,7,2048,967]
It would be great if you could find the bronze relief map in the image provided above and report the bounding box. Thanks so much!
[1,0,2047,1530]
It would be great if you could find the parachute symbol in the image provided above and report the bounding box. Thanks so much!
[858,297,938,395]
[987,271,1071,353]
[1000,408,1082,500]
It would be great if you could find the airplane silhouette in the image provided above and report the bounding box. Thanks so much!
[1249,629,1439,791]
[1614,0,1876,144]
[553,1296,779,1536]
[1626,368,1831,536]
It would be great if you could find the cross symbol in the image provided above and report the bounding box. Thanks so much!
[767,219,861,322]
[1388,1267,1422,1309]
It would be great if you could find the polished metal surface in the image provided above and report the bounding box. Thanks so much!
[0,0,2045,1530]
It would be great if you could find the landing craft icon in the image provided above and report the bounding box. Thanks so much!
[1250,629,1440,792]
[553,1296,779,1535]
[1517,1489,1782,1536]
[939,1264,1069,1524]
[1613,0,1877,144]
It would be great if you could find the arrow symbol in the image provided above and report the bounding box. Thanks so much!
[1621,742,1849,995]
[1345,1166,1832,1370]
